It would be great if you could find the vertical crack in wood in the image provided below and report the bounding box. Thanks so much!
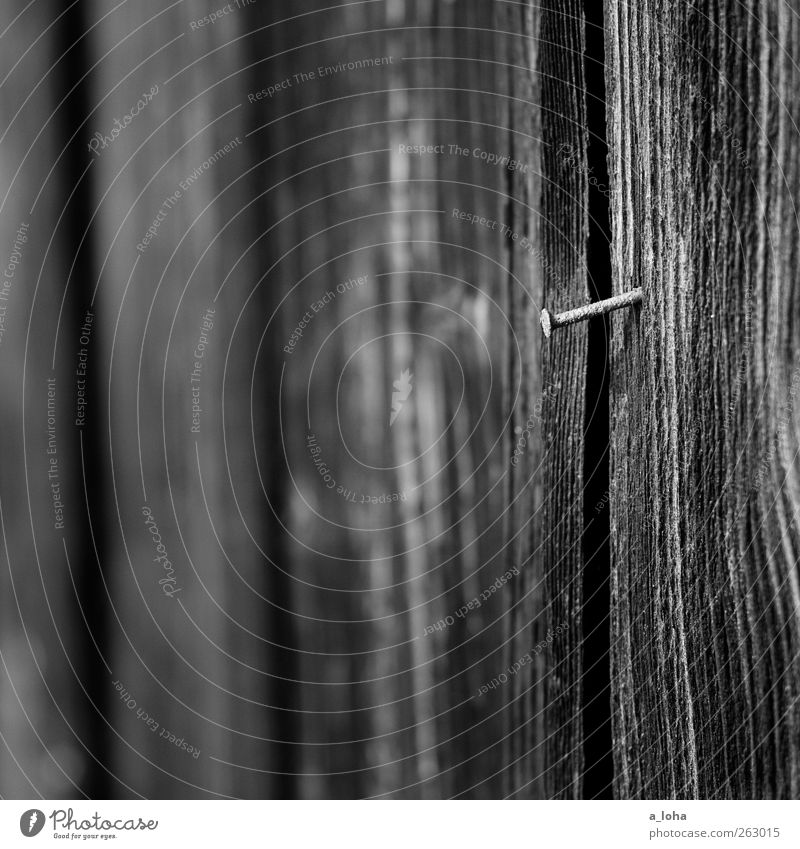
[580,0,614,801]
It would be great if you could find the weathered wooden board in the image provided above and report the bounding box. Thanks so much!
[5,0,799,802]
[606,0,800,798]
[86,0,275,797]
[268,0,517,798]
[501,0,596,799]
[0,1,102,798]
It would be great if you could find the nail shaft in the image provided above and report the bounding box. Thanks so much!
[540,288,642,338]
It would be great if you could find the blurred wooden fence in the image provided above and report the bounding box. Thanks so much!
[0,0,798,800]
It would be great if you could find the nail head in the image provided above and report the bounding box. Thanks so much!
[540,309,552,338]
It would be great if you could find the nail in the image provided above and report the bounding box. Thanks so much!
[540,288,643,338]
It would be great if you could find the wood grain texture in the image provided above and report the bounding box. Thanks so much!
[606,0,800,798]
[7,0,800,803]
[537,0,592,800]
[500,0,593,799]
[498,0,544,800]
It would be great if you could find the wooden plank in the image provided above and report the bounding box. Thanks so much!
[0,1,101,798]
[502,0,591,798]
[86,0,277,797]
[606,0,800,798]
[268,0,520,798]
[537,0,593,800]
